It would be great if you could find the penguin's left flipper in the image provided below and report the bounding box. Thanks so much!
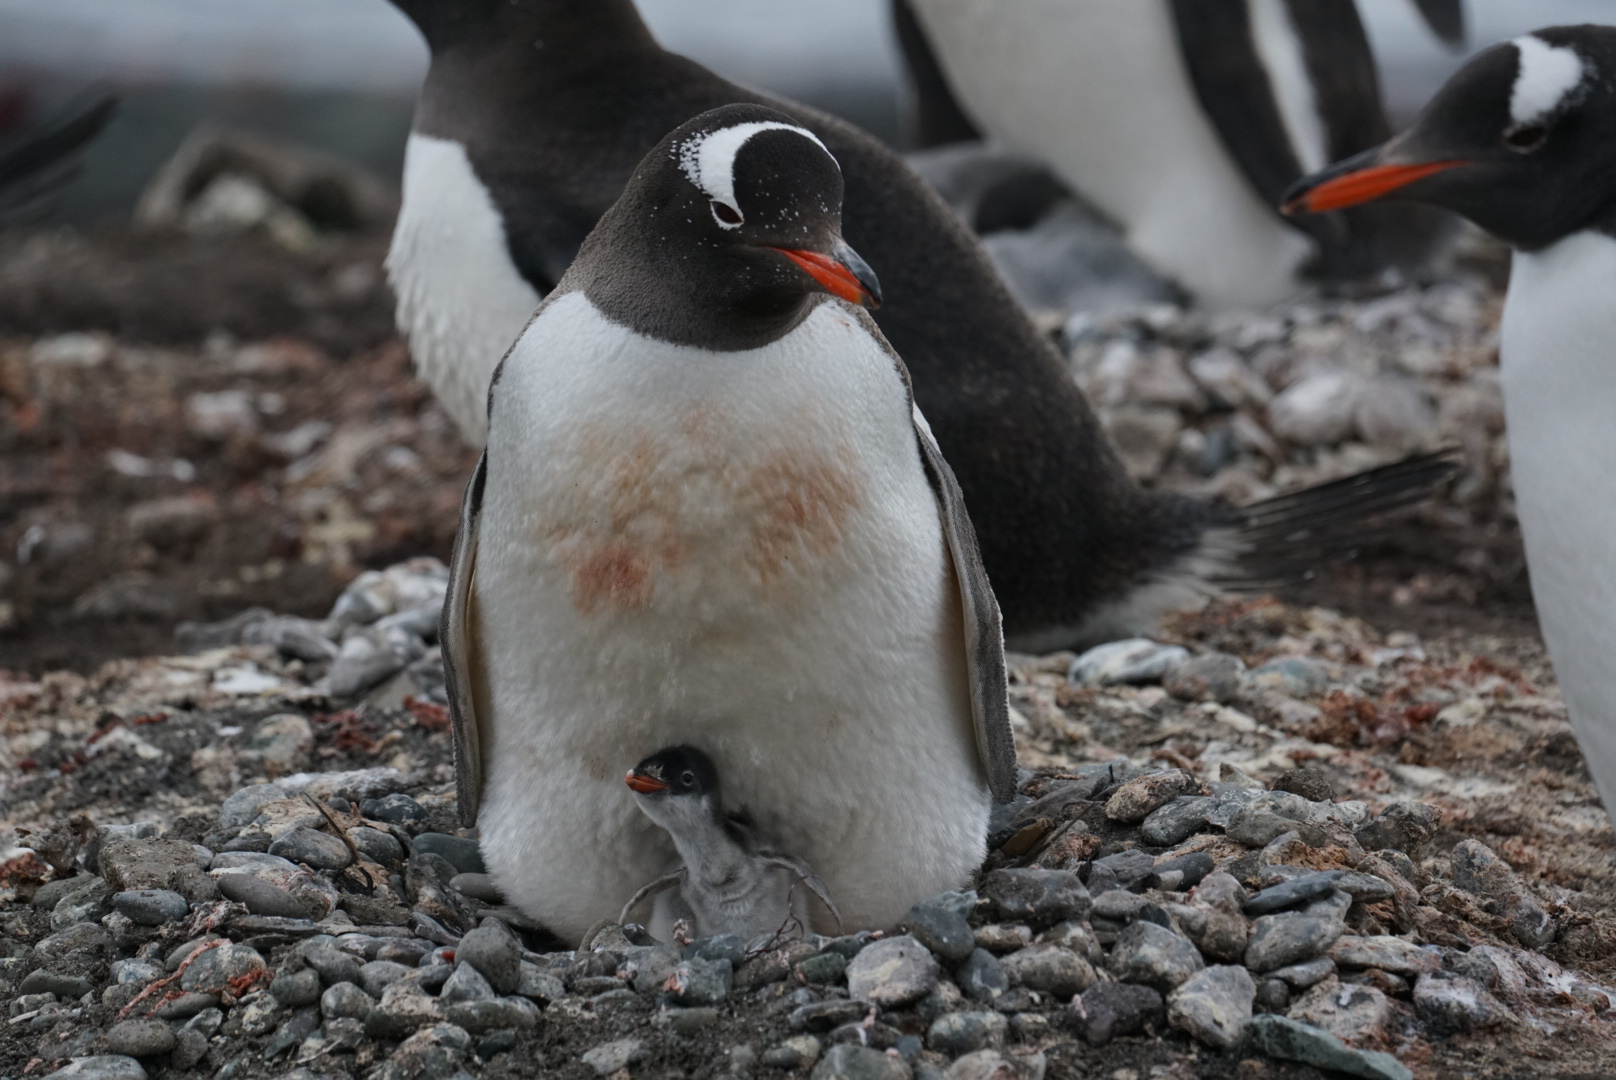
[765,854,843,930]
[852,308,1016,804]
[441,452,491,827]
[619,871,686,926]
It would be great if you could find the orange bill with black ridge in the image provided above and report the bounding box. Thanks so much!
[769,236,883,309]
[1282,148,1469,216]
[625,769,668,794]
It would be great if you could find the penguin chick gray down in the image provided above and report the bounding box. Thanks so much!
[620,746,840,942]
[440,103,1016,944]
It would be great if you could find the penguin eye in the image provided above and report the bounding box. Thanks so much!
[1504,124,1549,153]
[681,770,697,787]
[710,200,743,227]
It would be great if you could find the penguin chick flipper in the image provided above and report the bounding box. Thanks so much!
[441,452,490,826]
[765,855,842,930]
[888,346,1016,804]
[619,871,686,927]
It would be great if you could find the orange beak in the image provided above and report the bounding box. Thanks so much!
[1283,159,1468,215]
[625,770,668,794]
[769,236,882,308]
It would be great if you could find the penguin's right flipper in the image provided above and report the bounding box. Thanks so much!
[765,855,843,930]
[441,452,490,827]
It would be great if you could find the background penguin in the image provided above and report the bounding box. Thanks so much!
[440,104,1017,943]
[1283,25,1616,824]
[893,0,1457,308]
[621,745,840,942]
[386,0,1455,655]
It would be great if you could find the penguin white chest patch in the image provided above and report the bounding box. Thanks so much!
[484,295,920,623]
[543,424,865,615]
[386,133,542,445]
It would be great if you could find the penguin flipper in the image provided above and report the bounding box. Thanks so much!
[1166,0,1388,211]
[441,451,489,827]
[908,401,1018,806]
[619,871,685,927]
[764,855,843,930]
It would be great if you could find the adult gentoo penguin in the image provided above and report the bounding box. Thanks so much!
[895,0,1452,308]
[440,105,1016,942]
[1284,25,1616,823]
[386,0,1454,654]
[621,746,841,941]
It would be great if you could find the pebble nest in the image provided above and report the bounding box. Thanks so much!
[3,562,1615,1080]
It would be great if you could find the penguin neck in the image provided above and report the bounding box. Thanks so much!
[563,211,824,352]
[654,800,751,890]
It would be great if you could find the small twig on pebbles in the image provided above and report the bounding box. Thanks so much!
[119,938,224,1019]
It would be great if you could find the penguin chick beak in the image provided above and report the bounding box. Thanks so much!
[625,770,669,794]
[1281,146,1469,215]
[769,236,883,309]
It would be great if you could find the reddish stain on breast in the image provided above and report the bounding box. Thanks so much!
[745,453,862,580]
[568,537,654,614]
[546,425,865,614]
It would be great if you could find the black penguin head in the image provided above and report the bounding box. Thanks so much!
[565,104,881,350]
[1283,26,1616,250]
[625,745,720,801]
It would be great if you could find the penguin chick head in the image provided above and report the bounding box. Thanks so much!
[1283,26,1616,251]
[563,103,881,351]
[625,745,723,834]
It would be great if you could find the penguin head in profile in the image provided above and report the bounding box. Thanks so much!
[1283,26,1616,251]
[625,745,723,833]
[569,104,881,347]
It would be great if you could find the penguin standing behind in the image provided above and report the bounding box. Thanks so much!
[894,0,1458,308]
[1283,25,1616,824]
[440,105,1017,943]
[385,0,1455,655]
[621,746,841,942]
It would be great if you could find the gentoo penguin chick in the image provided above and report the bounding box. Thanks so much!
[440,104,1017,944]
[621,746,840,942]
[1284,25,1616,824]
[893,0,1449,307]
[385,0,1456,655]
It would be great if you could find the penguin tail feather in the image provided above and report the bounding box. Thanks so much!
[1209,448,1460,590]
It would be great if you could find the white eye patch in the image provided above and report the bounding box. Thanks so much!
[677,120,833,229]
[1510,35,1586,126]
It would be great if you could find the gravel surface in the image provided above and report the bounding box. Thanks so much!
[2,566,1613,1079]
[0,167,1611,1080]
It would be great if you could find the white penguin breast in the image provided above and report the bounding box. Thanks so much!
[906,0,1314,308]
[385,133,542,446]
[1499,229,1616,815]
[471,294,989,941]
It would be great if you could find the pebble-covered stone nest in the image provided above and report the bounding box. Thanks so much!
[3,565,1613,1080]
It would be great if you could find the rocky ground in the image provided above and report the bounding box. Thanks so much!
[1,574,1613,1080]
[1,169,1614,1080]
